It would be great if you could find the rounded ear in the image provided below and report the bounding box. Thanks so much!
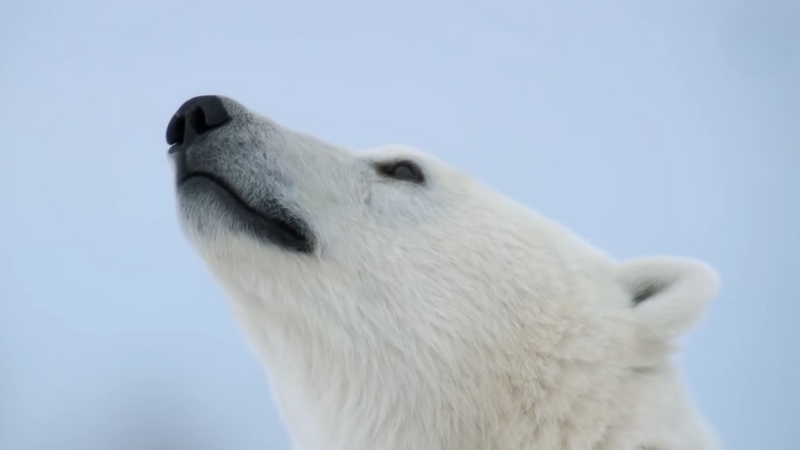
[615,256,720,341]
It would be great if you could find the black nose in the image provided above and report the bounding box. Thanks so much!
[166,95,232,147]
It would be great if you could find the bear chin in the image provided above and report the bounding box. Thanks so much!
[172,147,315,254]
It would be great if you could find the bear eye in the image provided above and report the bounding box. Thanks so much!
[376,160,425,184]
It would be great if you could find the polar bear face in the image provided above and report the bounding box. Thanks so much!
[167,95,721,450]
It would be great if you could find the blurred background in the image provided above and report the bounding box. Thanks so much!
[1,0,797,449]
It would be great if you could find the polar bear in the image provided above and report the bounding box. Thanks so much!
[166,95,721,450]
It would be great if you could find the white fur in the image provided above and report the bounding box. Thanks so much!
[173,97,721,450]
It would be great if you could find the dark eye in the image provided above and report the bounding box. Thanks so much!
[377,160,425,184]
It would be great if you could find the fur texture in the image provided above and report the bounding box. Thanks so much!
[169,96,721,450]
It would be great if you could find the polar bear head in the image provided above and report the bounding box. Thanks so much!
[166,95,721,450]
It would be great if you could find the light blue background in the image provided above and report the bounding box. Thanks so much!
[1,0,797,449]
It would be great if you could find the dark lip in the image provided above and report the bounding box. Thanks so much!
[178,170,315,254]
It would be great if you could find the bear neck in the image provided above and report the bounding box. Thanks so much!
[247,310,639,450]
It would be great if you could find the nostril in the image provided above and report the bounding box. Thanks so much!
[190,107,211,135]
[166,95,232,147]
[166,113,186,146]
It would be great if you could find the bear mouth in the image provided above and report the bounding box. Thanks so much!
[179,172,314,254]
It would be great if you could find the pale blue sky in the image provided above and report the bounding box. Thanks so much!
[1,0,797,449]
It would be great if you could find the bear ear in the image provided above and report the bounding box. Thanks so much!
[616,256,720,341]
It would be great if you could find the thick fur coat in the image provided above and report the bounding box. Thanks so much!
[167,95,721,450]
